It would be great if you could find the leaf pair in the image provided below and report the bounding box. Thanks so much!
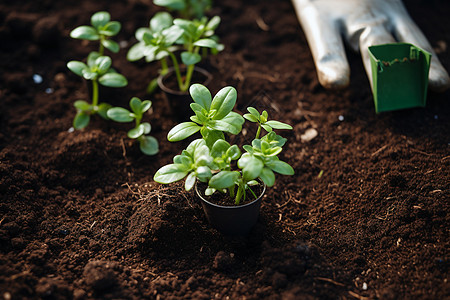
[244,107,292,133]
[107,97,158,155]
[127,12,183,62]
[167,84,244,147]
[67,52,128,87]
[154,139,212,190]
[73,100,111,129]
[70,11,121,53]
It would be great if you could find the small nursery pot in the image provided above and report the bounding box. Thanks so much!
[368,43,431,113]
[157,66,212,121]
[195,183,266,236]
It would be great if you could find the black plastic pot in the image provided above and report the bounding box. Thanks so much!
[157,66,212,121]
[195,183,266,236]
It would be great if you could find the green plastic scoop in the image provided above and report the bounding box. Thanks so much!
[368,43,431,113]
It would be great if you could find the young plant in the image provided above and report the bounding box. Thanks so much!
[67,52,128,129]
[70,11,122,55]
[107,97,159,155]
[154,84,294,205]
[127,12,223,92]
[153,0,212,20]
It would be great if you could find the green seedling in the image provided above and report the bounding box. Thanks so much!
[154,84,294,205]
[107,97,159,155]
[243,107,292,139]
[153,0,212,20]
[127,12,223,92]
[70,11,121,55]
[67,52,128,129]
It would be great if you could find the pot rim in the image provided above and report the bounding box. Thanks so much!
[157,66,213,96]
[194,181,267,209]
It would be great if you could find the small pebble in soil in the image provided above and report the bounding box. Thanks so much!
[33,74,43,84]
[68,127,75,133]
[300,128,318,142]
[362,282,368,290]
[338,115,344,121]
[120,40,128,48]
[45,87,54,94]
[213,251,235,272]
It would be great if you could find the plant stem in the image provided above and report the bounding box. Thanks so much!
[92,79,99,107]
[248,186,257,199]
[168,52,183,91]
[181,47,200,92]
[99,36,104,56]
[160,58,169,75]
[255,124,261,139]
[229,186,235,198]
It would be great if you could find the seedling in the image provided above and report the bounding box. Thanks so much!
[127,12,223,92]
[70,11,121,55]
[67,52,128,129]
[154,84,294,205]
[107,97,159,155]
[153,0,212,20]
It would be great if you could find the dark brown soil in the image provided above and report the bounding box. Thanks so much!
[1,0,449,299]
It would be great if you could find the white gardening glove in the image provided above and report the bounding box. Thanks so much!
[292,0,450,92]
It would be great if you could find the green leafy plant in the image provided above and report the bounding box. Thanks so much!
[67,52,128,129]
[107,97,159,155]
[70,11,121,55]
[127,12,223,92]
[67,12,128,129]
[154,84,294,205]
[153,0,212,20]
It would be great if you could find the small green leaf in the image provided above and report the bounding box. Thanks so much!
[247,107,260,118]
[127,43,146,61]
[87,51,101,67]
[261,124,272,132]
[205,188,216,196]
[181,52,201,66]
[95,56,112,74]
[189,84,211,110]
[67,61,88,77]
[74,100,92,111]
[163,25,184,45]
[129,97,142,115]
[209,171,240,189]
[100,21,121,36]
[196,166,212,182]
[91,11,110,28]
[128,125,145,139]
[154,164,189,184]
[265,120,293,130]
[267,160,294,175]
[73,111,90,129]
[97,103,112,119]
[193,38,218,49]
[243,113,258,122]
[226,145,241,160]
[107,107,134,122]
[206,16,221,30]
[82,69,97,80]
[98,73,128,87]
[146,78,159,94]
[150,12,173,32]
[259,167,275,187]
[101,39,119,53]
[210,86,237,120]
[153,0,186,10]
[140,100,152,113]
[142,122,151,134]
[70,26,99,40]
[167,122,201,142]
[238,154,264,181]
[211,139,230,158]
[185,172,196,191]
